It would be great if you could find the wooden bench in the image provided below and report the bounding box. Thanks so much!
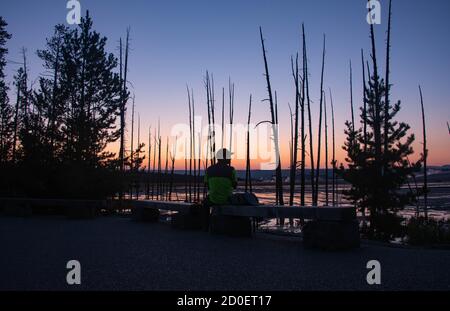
[129,200,360,250]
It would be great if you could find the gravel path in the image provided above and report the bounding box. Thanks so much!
[1,216,449,291]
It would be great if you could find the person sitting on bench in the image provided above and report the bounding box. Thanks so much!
[202,148,237,230]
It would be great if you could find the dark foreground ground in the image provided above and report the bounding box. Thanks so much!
[1,216,449,291]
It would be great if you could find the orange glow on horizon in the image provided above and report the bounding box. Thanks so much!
[106,137,448,171]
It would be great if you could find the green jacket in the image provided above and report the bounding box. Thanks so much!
[204,163,237,205]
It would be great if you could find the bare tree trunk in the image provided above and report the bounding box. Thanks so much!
[157,121,162,201]
[130,96,135,200]
[146,126,151,199]
[314,35,326,206]
[197,132,202,201]
[303,24,315,206]
[300,28,306,207]
[245,95,252,193]
[169,137,177,201]
[361,50,368,227]
[329,88,336,206]
[187,87,193,202]
[288,103,293,201]
[419,85,428,220]
[221,87,225,149]
[136,114,141,200]
[259,27,284,207]
[324,92,329,206]
[151,128,158,200]
[205,73,213,167]
[151,128,157,200]
[164,137,169,201]
[384,0,392,166]
[350,60,355,133]
[210,75,216,164]
[362,49,368,153]
[12,76,20,164]
[192,89,197,202]
[289,54,299,207]
[184,138,188,202]
[118,37,124,201]
[228,78,235,155]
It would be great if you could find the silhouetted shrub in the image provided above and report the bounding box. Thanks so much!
[368,213,405,242]
[407,217,450,246]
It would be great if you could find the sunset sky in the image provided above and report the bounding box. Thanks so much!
[2,0,449,169]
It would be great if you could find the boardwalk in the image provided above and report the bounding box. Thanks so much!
[1,216,449,291]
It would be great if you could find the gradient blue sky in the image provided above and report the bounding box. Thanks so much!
[1,0,449,167]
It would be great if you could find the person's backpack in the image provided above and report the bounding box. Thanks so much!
[230,192,259,206]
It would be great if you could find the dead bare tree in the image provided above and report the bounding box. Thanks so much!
[187,86,193,202]
[289,103,294,195]
[419,85,428,220]
[205,73,213,167]
[164,137,169,201]
[12,67,21,164]
[191,88,197,202]
[300,27,307,207]
[119,29,130,196]
[221,87,225,149]
[350,60,355,134]
[362,49,368,152]
[289,54,300,206]
[184,137,188,202]
[228,78,235,155]
[302,24,315,205]
[245,94,253,193]
[259,27,284,206]
[157,120,162,200]
[324,91,329,206]
[384,0,393,166]
[314,35,326,206]
[329,88,336,206]
[129,95,135,199]
[146,126,151,199]
[197,132,202,201]
[135,113,141,200]
[151,127,157,200]
[210,74,216,165]
[169,137,178,201]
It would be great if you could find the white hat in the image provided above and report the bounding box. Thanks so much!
[216,148,233,160]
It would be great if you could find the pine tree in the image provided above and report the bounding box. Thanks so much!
[36,24,68,158]
[54,11,123,198]
[0,17,13,165]
[59,11,122,167]
[339,10,421,240]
